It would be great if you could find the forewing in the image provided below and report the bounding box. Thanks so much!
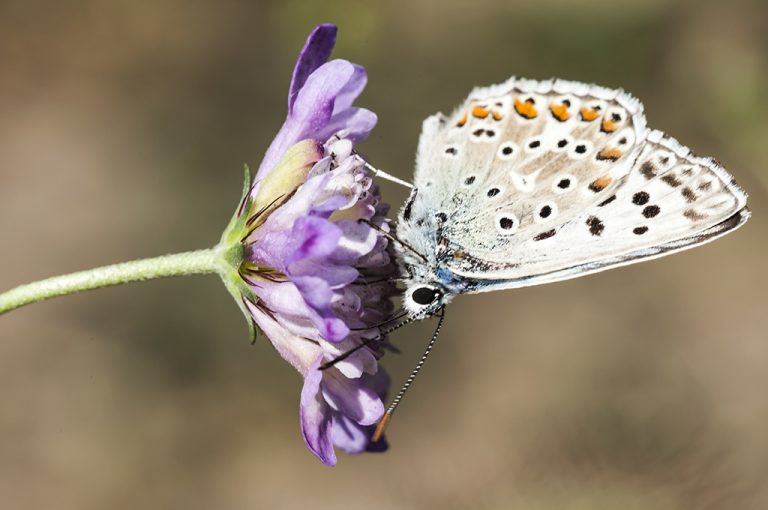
[414,78,646,250]
[411,78,749,290]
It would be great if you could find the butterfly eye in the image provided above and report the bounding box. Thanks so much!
[411,286,441,306]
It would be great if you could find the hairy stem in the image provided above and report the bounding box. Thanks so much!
[0,248,220,315]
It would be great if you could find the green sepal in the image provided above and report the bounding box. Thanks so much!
[214,142,323,343]
[219,164,255,247]
[218,257,261,344]
[214,164,261,342]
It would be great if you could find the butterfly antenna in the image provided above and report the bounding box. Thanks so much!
[372,308,446,442]
[349,308,408,331]
[363,161,413,189]
[319,314,417,370]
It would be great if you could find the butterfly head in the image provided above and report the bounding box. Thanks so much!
[404,283,445,317]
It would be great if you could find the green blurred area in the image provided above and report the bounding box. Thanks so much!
[0,1,766,508]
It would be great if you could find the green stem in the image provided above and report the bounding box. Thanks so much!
[0,248,221,315]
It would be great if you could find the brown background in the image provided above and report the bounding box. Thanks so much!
[1,1,766,508]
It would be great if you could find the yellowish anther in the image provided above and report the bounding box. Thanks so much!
[549,103,570,121]
[580,107,599,121]
[472,106,490,119]
[372,412,392,442]
[514,98,538,119]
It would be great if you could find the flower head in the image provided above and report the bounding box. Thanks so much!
[219,24,396,465]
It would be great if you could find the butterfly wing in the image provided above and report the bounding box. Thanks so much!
[407,78,749,292]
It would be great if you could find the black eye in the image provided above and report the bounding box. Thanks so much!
[412,286,440,306]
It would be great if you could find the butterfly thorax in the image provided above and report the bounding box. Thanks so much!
[396,189,473,317]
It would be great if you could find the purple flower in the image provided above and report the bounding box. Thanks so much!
[255,25,377,182]
[226,24,396,465]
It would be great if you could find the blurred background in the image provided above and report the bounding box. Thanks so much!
[1,0,766,508]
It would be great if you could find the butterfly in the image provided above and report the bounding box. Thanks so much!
[394,77,749,317]
[366,77,749,439]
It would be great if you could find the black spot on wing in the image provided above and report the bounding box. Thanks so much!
[640,161,657,180]
[534,229,556,241]
[499,217,515,229]
[684,208,707,221]
[642,205,661,218]
[681,187,698,202]
[586,216,605,236]
[632,191,650,205]
[661,173,682,187]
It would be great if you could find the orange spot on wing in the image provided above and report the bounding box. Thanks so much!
[492,110,504,121]
[514,98,538,119]
[601,118,618,132]
[580,107,599,121]
[472,106,490,119]
[457,112,468,127]
[588,175,613,192]
[549,103,570,121]
[596,148,623,161]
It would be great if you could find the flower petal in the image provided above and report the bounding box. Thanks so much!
[330,413,369,453]
[332,64,367,113]
[301,356,336,466]
[256,59,356,180]
[287,216,343,264]
[291,275,350,341]
[260,171,333,232]
[318,107,378,144]
[330,218,378,265]
[247,304,319,374]
[289,24,337,114]
[322,369,384,426]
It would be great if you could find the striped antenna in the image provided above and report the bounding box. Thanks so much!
[320,313,417,371]
[372,308,446,442]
